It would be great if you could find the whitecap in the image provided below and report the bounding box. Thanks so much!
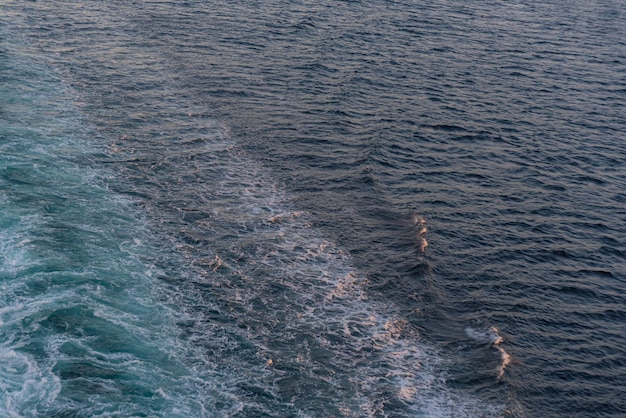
[465,326,511,380]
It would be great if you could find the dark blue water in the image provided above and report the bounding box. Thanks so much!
[2,1,625,416]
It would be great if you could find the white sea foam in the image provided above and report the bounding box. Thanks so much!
[466,326,511,380]
[0,349,61,417]
[414,214,429,253]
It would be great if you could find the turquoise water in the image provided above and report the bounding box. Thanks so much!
[0,33,240,417]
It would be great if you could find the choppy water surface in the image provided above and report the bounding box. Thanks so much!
[2,0,625,416]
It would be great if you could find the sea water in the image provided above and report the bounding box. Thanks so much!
[0,6,501,417]
[2,1,625,417]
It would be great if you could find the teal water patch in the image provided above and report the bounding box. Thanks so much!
[0,32,241,417]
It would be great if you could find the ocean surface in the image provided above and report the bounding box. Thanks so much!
[1,1,625,416]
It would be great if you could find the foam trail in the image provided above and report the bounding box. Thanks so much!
[159,128,505,415]
[1,7,506,415]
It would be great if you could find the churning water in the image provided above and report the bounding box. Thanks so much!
[1,1,625,416]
